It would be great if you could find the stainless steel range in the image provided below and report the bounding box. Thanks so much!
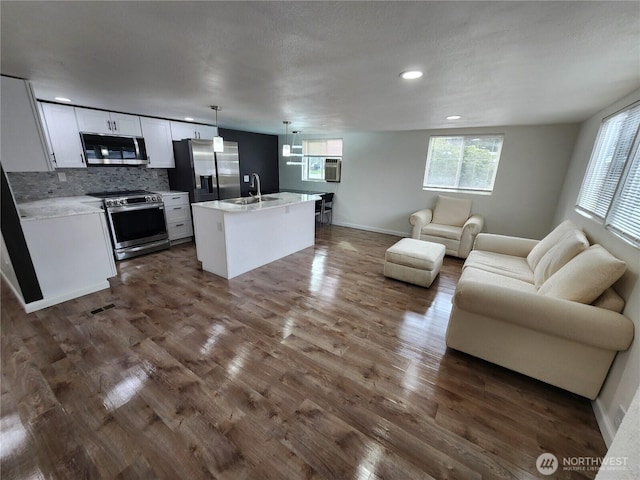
[88,190,170,261]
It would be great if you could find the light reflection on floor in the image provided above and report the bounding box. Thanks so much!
[309,252,339,301]
[356,440,383,480]
[200,323,227,355]
[103,364,149,411]
[0,414,27,461]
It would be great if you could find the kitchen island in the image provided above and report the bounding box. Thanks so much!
[192,192,320,279]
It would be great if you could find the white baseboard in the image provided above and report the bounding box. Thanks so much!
[593,398,616,447]
[331,221,408,238]
[23,281,111,313]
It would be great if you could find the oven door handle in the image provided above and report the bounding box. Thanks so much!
[107,202,165,214]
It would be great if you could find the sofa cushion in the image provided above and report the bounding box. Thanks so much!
[538,244,626,304]
[533,229,589,287]
[464,250,534,283]
[421,223,463,240]
[432,196,472,227]
[460,266,537,294]
[527,220,579,270]
[592,288,626,313]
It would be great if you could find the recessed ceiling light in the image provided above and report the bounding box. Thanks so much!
[446,115,462,120]
[400,70,423,80]
[54,96,71,102]
[184,117,195,121]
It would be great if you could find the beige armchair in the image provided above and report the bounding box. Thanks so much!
[409,195,484,259]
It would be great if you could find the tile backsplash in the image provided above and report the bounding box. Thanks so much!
[7,167,171,203]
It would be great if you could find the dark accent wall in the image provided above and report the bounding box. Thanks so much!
[219,128,279,195]
[1,165,43,303]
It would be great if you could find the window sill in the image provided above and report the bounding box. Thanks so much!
[422,187,493,196]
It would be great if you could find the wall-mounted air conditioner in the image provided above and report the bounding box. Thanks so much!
[324,158,341,182]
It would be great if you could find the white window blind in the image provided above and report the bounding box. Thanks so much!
[576,101,640,246]
[606,144,640,244]
[577,103,640,219]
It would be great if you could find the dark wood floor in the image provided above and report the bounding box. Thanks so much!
[1,225,606,479]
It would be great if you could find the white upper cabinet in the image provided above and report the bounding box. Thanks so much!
[76,107,142,136]
[170,120,218,141]
[1,76,52,172]
[197,125,218,141]
[141,117,175,168]
[40,103,86,168]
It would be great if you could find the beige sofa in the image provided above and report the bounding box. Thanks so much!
[445,221,634,399]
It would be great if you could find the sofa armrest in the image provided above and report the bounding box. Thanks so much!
[409,208,433,239]
[473,233,539,257]
[458,215,484,258]
[453,280,634,351]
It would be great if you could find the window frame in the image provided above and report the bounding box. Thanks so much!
[576,101,640,247]
[301,138,343,182]
[422,134,504,194]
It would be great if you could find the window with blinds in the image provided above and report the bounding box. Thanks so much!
[576,101,640,246]
[301,139,343,181]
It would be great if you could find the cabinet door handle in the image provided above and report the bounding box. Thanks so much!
[175,223,184,227]
[107,120,112,131]
[112,121,117,131]
[80,153,85,165]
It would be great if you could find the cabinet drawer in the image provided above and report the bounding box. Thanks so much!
[165,204,190,223]
[162,193,189,207]
[167,220,193,240]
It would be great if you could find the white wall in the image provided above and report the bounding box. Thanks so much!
[280,124,579,239]
[553,89,640,446]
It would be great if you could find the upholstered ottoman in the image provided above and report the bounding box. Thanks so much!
[384,238,446,287]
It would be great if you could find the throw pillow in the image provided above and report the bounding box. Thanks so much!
[432,196,472,227]
[538,244,626,304]
[526,220,579,270]
[533,229,589,287]
[592,288,626,313]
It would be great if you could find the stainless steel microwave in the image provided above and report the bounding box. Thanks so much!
[80,133,148,165]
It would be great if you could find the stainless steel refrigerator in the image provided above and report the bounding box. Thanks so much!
[169,139,241,203]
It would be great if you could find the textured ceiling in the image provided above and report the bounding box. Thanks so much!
[1,1,639,134]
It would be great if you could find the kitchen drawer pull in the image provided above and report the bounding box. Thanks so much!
[173,206,182,210]
[175,223,184,227]
[172,196,181,200]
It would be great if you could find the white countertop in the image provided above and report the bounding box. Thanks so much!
[18,196,104,221]
[192,192,320,213]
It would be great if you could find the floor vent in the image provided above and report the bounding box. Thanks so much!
[90,303,116,315]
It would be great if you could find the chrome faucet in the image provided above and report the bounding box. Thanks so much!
[250,172,262,202]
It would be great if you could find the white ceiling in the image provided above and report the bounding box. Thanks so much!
[2,1,639,135]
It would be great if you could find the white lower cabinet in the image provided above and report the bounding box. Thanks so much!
[20,212,116,312]
[161,192,193,244]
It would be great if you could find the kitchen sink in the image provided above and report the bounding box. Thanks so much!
[221,195,279,205]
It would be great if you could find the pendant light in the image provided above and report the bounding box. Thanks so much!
[282,121,291,157]
[286,130,304,165]
[211,105,224,153]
